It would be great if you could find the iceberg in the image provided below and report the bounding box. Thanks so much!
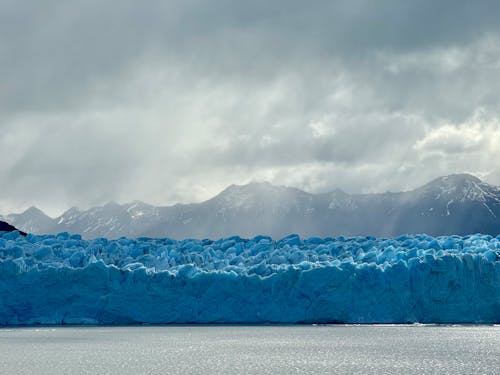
[0,231,498,324]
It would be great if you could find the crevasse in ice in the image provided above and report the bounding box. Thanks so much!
[0,231,498,324]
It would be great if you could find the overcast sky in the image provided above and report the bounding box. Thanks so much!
[2,0,500,216]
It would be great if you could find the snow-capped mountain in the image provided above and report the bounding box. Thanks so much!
[4,206,54,234]
[3,174,500,239]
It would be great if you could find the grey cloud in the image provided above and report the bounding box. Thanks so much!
[3,0,500,113]
[1,0,500,214]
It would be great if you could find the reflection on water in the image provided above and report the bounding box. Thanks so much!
[0,325,498,374]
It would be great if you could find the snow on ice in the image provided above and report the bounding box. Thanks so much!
[0,231,498,324]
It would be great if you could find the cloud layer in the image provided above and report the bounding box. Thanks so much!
[1,0,500,215]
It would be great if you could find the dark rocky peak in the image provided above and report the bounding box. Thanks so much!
[0,220,27,236]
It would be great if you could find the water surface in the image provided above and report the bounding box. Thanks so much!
[0,325,498,374]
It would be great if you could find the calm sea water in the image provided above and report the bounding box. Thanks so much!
[0,325,498,374]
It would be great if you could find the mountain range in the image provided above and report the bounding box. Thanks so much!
[2,174,500,239]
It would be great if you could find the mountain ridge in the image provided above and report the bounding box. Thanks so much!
[3,173,500,239]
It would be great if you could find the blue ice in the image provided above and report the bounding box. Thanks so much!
[0,231,498,324]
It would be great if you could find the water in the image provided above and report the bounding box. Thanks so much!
[0,325,498,374]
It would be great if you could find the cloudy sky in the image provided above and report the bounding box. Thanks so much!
[2,0,500,216]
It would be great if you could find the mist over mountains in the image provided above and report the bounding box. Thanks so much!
[2,174,500,239]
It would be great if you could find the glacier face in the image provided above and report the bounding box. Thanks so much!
[0,231,499,324]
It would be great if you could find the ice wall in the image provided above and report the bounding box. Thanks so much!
[0,231,498,324]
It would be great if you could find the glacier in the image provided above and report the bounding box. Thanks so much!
[0,231,498,325]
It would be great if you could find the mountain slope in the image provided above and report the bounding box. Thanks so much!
[0,220,27,235]
[4,174,500,239]
[4,207,54,234]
